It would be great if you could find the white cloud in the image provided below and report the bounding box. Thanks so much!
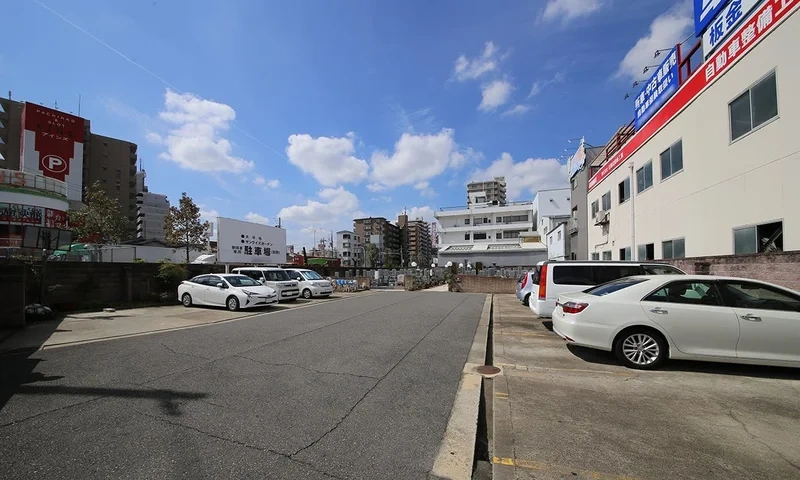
[399,206,435,222]
[479,79,513,111]
[453,41,500,82]
[470,153,568,200]
[266,178,280,189]
[527,72,565,99]
[148,89,254,173]
[285,133,369,186]
[541,0,604,23]
[253,175,280,189]
[244,212,270,224]
[278,186,359,225]
[369,129,470,191]
[616,1,693,80]
[199,207,219,223]
[502,105,531,117]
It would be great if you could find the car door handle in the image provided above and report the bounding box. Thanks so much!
[741,314,762,322]
[649,308,668,314]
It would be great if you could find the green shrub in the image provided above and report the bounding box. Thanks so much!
[133,258,147,263]
[156,260,187,293]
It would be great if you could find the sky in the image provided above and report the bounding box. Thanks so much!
[2,0,696,248]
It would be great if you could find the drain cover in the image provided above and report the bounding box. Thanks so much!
[476,365,501,375]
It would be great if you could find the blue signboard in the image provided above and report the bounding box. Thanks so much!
[633,47,679,131]
[694,0,731,36]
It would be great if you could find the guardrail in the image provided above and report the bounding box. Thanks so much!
[0,168,68,198]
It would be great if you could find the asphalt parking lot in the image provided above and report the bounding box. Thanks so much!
[492,294,800,480]
[0,291,485,480]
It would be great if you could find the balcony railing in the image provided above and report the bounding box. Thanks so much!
[567,218,579,235]
[0,168,68,198]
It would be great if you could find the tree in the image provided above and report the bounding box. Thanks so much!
[164,192,210,263]
[68,181,128,244]
[365,243,379,268]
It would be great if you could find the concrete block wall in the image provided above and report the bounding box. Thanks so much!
[663,251,800,291]
[0,264,26,327]
[456,275,517,294]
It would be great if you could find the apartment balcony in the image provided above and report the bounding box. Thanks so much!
[438,220,531,233]
[567,218,579,235]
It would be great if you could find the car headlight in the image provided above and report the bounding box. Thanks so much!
[242,290,257,296]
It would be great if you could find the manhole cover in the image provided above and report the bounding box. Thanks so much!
[476,365,501,376]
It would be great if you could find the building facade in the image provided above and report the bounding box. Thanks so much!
[467,177,507,205]
[586,1,800,261]
[336,230,363,267]
[567,144,607,260]
[353,216,401,267]
[135,171,170,242]
[406,218,431,266]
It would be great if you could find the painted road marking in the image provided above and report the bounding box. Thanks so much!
[493,456,637,480]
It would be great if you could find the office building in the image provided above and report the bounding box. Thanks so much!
[467,177,507,205]
[135,170,170,242]
[336,230,363,267]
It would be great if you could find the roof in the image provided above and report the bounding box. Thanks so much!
[438,242,547,253]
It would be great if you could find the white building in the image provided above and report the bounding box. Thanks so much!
[336,230,363,267]
[547,222,568,261]
[587,2,799,261]
[434,187,570,266]
[135,171,170,242]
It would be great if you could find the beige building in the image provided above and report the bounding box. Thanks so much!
[467,176,507,205]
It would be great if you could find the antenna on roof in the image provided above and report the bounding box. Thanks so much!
[78,94,81,116]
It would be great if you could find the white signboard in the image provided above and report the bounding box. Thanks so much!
[216,217,287,264]
[702,0,761,57]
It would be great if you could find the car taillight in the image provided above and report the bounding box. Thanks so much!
[561,301,589,314]
[521,274,528,289]
[538,265,548,300]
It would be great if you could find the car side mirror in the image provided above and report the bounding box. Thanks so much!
[258,279,265,284]
[216,283,226,289]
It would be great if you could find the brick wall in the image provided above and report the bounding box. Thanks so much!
[0,264,25,327]
[456,275,517,294]
[663,251,800,291]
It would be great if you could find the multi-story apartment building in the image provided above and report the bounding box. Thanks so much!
[435,188,570,267]
[566,143,607,260]
[0,97,139,238]
[586,0,800,261]
[467,176,507,205]
[336,230,363,267]
[135,170,170,242]
[353,216,401,267]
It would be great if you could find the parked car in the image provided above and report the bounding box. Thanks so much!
[528,261,686,317]
[178,274,278,311]
[232,267,300,302]
[283,268,333,299]
[552,274,800,370]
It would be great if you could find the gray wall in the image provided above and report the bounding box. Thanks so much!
[568,146,604,260]
[438,250,548,268]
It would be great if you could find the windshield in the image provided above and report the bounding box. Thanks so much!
[585,278,647,296]
[302,271,324,280]
[265,270,291,281]
[223,275,262,287]
[642,265,685,275]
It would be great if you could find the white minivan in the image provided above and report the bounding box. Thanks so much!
[284,268,333,299]
[528,261,685,317]
[232,267,300,302]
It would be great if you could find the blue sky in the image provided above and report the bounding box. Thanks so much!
[2,0,695,247]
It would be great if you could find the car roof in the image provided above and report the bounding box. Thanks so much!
[544,260,676,265]
[630,274,795,286]
[233,267,285,270]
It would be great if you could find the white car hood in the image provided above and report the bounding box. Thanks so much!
[237,285,277,295]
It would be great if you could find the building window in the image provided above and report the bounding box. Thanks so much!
[496,217,502,223]
[662,238,686,259]
[618,177,631,204]
[464,218,470,225]
[464,233,470,240]
[636,161,653,193]
[733,221,783,254]
[557,230,561,241]
[660,139,683,181]
[571,177,577,191]
[637,243,655,260]
[602,251,612,260]
[601,191,611,211]
[591,253,600,260]
[619,247,631,260]
[591,200,599,217]
[473,232,487,240]
[730,71,778,141]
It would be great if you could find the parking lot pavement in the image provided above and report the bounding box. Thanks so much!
[491,294,800,480]
[0,291,486,479]
[0,291,372,354]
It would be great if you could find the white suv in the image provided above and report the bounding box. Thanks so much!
[284,268,333,299]
[232,267,300,302]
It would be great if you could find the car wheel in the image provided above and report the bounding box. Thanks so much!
[181,293,192,307]
[226,296,240,311]
[302,289,312,299]
[614,328,667,370]
[523,293,530,307]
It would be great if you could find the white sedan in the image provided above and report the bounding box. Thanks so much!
[552,274,800,370]
[178,274,278,311]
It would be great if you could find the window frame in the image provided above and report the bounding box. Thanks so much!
[591,200,600,218]
[728,69,779,143]
[642,280,724,306]
[601,191,611,211]
[619,246,631,261]
[636,161,654,194]
[618,177,631,204]
[662,237,686,259]
[591,252,600,260]
[717,280,800,312]
[602,251,612,260]
[659,139,684,182]
[732,219,783,255]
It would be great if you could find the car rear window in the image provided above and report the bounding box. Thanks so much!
[264,270,290,281]
[642,264,685,275]
[586,278,647,296]
[551,265,643,286]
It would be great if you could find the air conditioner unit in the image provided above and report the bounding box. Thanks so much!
[594,210,610,225]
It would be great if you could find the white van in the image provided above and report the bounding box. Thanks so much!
[284,268,333,299]
[232,267,300,302]
[528,261,685,317]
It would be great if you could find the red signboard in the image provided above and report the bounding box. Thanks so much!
[21,103,85,182]
[588,0,799,192]
[45,208,68,228]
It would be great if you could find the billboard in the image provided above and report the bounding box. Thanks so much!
[703,0,763,56]
[633,47,679,131]
[216,217,287,264]
[566,138,587,179]
[695,0,732,35]
[20,103,85,201]
[590,0,798,191]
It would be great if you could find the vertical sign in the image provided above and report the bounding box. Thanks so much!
[695,0,733,35]
[633,47,679,131]
[703,0,764,56]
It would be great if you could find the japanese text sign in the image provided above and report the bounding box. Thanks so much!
[695,0,732,35]
[703,0,762,56]
[216,216,287,264]
[634,47,679,131]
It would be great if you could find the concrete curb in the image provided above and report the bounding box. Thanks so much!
[430,294,492,480]
[491,295,516,480]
